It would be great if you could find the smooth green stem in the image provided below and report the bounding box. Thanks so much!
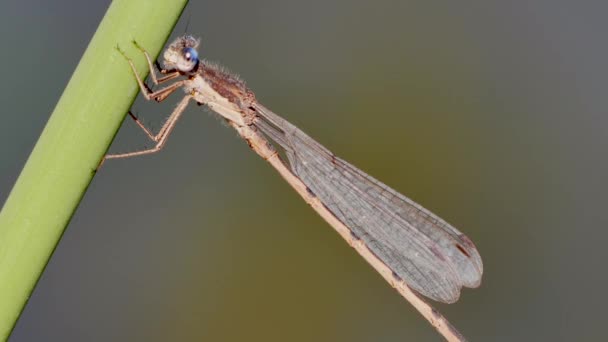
[0,0,188,338]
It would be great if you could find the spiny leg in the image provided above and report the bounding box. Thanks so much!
[99,95,192,168]
[147,80,186,102]
[116,45,185,102]
[126,111,156,141]
[98,46,191,170]
[131,40,180,85]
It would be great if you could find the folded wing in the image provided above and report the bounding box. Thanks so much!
[252,103,482,303]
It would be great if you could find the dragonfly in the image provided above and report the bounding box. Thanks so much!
[103,35,483,338]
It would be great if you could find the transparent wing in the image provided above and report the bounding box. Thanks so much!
[252,103,483,303]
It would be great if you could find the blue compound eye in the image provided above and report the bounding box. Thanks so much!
[182,47,199,63]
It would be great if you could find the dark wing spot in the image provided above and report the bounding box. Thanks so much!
[455,244,471,257]
[305,186,316,197]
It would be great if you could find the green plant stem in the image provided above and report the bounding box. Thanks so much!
[0,0,188,338]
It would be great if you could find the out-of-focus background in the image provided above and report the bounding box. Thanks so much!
[1,0,606,341]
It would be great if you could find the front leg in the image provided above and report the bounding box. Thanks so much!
[132,40,181,85]
[116,45,185,102]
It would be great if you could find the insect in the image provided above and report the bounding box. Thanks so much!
[103,35,483,339]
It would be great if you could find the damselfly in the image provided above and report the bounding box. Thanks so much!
[103,36,483,340]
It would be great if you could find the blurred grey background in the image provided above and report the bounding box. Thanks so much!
[1,0,607,341]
